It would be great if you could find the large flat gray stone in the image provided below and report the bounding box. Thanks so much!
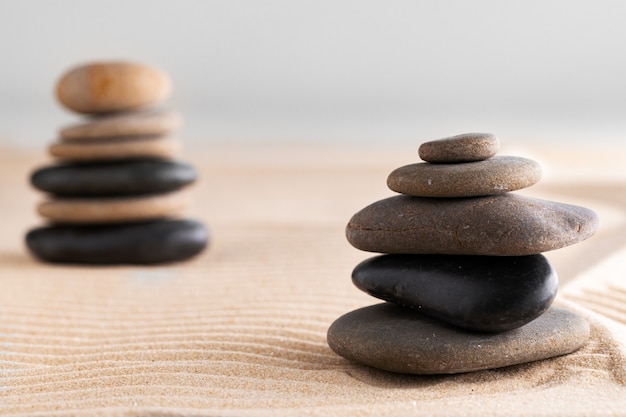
[327,303,589,374]
[346,194,599,256]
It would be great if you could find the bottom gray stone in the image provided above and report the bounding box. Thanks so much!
[327,303,589,374]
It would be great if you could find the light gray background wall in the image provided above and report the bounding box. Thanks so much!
[1,0,625,147]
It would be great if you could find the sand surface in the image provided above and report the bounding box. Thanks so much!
[1,142,625,416]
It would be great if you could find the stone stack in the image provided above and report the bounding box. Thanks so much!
[327,133,599,374]
[26,61,208,264]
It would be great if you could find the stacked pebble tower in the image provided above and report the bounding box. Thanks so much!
[328,133,600,374]
[26,61,208,264]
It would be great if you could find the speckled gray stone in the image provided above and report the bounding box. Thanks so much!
[346,194,599,256]
[327,303,589,374]
[418,133,499,163]
[387,156,542,197]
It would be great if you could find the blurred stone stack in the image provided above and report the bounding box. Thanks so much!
[26,61,208,264]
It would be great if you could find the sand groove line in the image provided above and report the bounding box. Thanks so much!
[1,326,329,344]
[2,359,353,380]
[581,292,626,310]
[0,337,336,358]
[572,352,613,359]
[607,286,626,296]
[0,360,47,371]
[1,359,341,374]
[0,348,343,369]
[0,344,333,358]
[2,391,351,410]
[0,348,336,365]
[0,299,356,316]
[0,264,346,272]
[566,295,626,317]
[0,329,331,344]
[2,394,361,412]
[3,373,352,395]
[0,292,357,309]
[565,366,612,376]
[0,306,351,319]
[0,265,343,277]
[568,306,626,326]
[1,372,361,398]
[2,390,352,410]
[0,317,337,334]
[562,353,612,371]
[1,390,362,415]
[5,265,343,274]
[569,288,626,305]
[0,311,341,325]
[0,358,341,374]
[2,361,352,385]
[3,372,352,395]
[565,294,626,318]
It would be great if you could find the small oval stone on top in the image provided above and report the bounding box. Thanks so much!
[418,133,499,163]
[55,61,172,114]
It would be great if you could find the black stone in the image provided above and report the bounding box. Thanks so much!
[352,254,558,332]
[26,219,208,264]
[30,159,197,196]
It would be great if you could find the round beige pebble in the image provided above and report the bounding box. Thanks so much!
[37,189,191,224]
[56,61,172,114]
[49,136,181,162]
[60,109,183,140]
[419,133,499,163]
[387,156,542,197]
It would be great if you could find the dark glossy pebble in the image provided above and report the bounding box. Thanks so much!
[327,303,589,374]
[31,159,196,196]
[26,219,208,264]
[352,254,558,332]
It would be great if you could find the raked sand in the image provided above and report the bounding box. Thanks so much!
[1,141,625,416]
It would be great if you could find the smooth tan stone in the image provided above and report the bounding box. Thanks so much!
[327,303,590,374]
[346,194,599,256]
[48,136,181,162]
[419,133,499,163]
[56,61,171,114]
[60,109,182,140]
[37,189,191,224]
[387,156,542,197]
